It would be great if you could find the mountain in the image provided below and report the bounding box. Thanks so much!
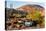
[16,4,45,16]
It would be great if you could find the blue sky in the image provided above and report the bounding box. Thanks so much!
[6,1,45,9]
[6,0,45,2]
[6,1,27,8]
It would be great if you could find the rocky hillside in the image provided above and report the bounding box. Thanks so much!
[16,5,45,16]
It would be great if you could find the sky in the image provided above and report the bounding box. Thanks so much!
[5,0,45,2]
[5,1,45,9]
